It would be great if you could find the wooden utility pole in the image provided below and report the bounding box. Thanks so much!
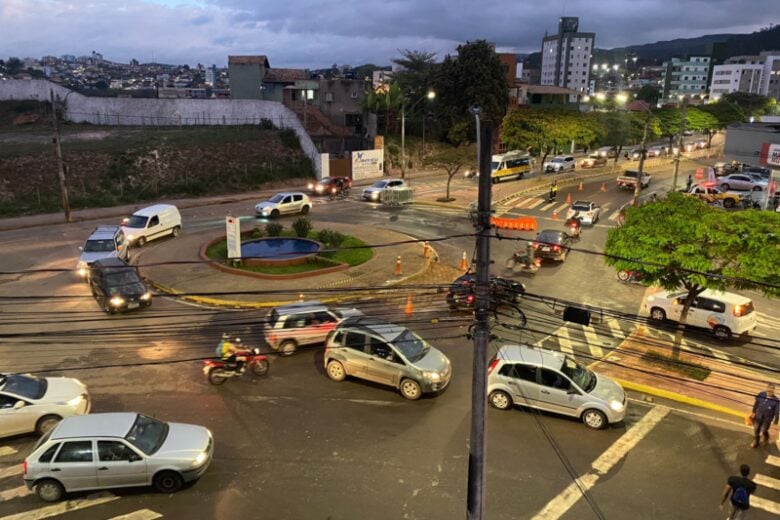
[50,89,71,222]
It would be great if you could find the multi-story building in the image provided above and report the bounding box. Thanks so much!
[540,16,593,102]
[762,51,780,100]
[205,65,217,86]
[708,51,780,101]
[661,56,711,100]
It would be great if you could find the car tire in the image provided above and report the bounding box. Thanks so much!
[326,360,346,382]
[582,409,607,429]
[649,307,666,321]
[153,471,183,494]
[400,378,422,400]
[723,199,735,209]
[713,325,732,341]
[279,340,297,356]
[489,390,512,410]
[36,414,62,436]
[270,209,280,218]
[720,183,729,191]
[35,479,65,502]
[137,236,147,247]
[301,205,310,215]
[172,226,181,237]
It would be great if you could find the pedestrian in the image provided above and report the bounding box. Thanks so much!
[750,382,779,448]
[720,464,756,519]
[549,181,558,202]
[686,174,693,191]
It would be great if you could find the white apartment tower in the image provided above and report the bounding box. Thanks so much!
[541,17,594,102]
[708,51,780,101]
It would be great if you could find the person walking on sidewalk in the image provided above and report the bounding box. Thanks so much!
[720,464,756,519]
[750,383,779,448]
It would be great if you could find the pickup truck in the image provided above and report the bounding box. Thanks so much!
[683,184,743,208]
[616,170,651,190]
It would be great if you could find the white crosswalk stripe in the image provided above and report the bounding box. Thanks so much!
[539,201,558,212]
[757,312,780,328]
[752,495,780,515]
[557,327,574,355]
[0,485,32,501]
[108,509,163,520]
[0,492,119,520]
[554,202,570,214]
[525,198,546,209]
[754,473,780,491]
[0,447,17,457]
[0,465,23,479]
[767,455,780,467]
[583,326,605,359]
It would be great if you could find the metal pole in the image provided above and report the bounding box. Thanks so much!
[50,89,71,223]
[467,117,491,520]
[671,97,688,191]
[401,102,406,179]
[633,111,650,205]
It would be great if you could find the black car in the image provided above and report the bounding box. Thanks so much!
[532,229,572,262]
[446,274,525,310]
[88,258,152,314]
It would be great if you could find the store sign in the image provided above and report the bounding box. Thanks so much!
[351,149,384,180]
[761,143,780,167]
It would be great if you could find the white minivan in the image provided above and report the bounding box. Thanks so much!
[121,204,182,247]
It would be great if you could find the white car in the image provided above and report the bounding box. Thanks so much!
[254,192,311,218]
[566,201,600,225]
[362,179,407,201]
[544,156,576,173]
[1,374,90,438]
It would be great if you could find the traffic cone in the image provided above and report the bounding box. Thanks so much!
[578,181,584,191]
[600,182,607,192]
[565,193,571,204]
[460,251,468,272]
[395,256,402,276]
[552,210,558,220]
[404,295,414,316]
[422,241,430,258]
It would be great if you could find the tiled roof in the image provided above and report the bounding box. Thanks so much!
[264,67,308,82]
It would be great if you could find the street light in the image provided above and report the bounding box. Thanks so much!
[401,90,435,179]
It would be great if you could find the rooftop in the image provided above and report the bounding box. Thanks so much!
[52,412,138,439]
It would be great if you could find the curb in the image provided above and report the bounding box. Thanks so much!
[614,378,744,418]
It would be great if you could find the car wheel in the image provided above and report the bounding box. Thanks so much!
[400,378,422,400]
[326,360,346,382]
[489,390,512,410]
[713,325,732,341]
[301,205,310,215]
[35,479,64,502]
[649,307,666,321]
[723,199,735,208]
[279,340,297,356]
[720,183,729,191]
[270,209,280,218]
[36,415,62,436]
[153,471,183,494]
[752,186,762,192]
[137,236,147,247]
[582,409,608,429]
[172,226,181,237]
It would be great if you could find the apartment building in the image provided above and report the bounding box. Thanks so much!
[540,16,593,102]
[661,56,712,100]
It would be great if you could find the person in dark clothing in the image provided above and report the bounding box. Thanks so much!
[720,464,756,519]
[751,383,779,448]
[686,174,693,191]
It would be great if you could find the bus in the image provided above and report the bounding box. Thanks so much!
[491,151,532,183]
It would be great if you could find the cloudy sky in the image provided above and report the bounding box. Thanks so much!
[0,0,774,68]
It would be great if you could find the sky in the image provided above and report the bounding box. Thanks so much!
[0,0,774,68]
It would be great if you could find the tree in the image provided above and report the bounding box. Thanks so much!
[5,57,22,75]
[635,85,661,106]
[501,108,581,167]
[424,144,476,201]
[722,92,777,118]
[651,107,682,150]
[685,107,719,146]
[392,50,437,99]
[605,193,780,357]
[363,83,404,135]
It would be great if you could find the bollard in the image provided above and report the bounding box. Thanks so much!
[404,295,414,316]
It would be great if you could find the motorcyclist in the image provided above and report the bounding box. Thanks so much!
[519,241,536,268]
[218,334,246,372]
[565,212,582,238]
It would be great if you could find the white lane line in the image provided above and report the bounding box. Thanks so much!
[754,474,780,491]
[583,326,605,359]
[533,406,669,519]
[0,465,23,479]
[526,198,545,209]
[513,197,536,209]
[605,319,625,341]
[600,203,611,211]
[539,201,558,212]
[767,455,780,468]
[752,495,780,515]
[0,485,32,501]
[108,509,163,520]
[0,492,119,520]
[558,327,574,355]
[0,447,18,457]
[704,346,730,362]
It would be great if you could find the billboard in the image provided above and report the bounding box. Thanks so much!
[351,149,384,180]
[226,215,241,260]
[760,143,780,167]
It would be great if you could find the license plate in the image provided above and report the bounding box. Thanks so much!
[541,247,551,252]
[127,302,139,309]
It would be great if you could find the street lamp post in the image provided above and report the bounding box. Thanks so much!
[672,96,689,191]
[400,90,435,179]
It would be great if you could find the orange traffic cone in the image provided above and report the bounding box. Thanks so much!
[404,295,414,316]
[423,241,430,258]
[578,181,584,191]
[565,193,572,204]
[395,256,402,276]
[460,251,468,272]
[551,210,558,220]
[600,182,607,192]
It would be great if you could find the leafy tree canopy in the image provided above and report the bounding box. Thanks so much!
[635,85,661,105]
[424,144,476,201]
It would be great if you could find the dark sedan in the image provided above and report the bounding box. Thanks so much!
[532,230,572,262]
[307,176,352,196]
[88,258,152,314]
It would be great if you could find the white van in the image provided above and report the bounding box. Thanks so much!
[121,204,182,247]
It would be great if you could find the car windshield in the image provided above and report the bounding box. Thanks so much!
[125,414,169,455]
[572,203,591,212]
[1,374,47,399]
[267,194,285,203]
[393,329,429,363]
[371,181,388,188]
[491,161,500,171]
[537,231,563,244]
[124,215,148,228]
[560,357,596,391]
[104,269,141,286]
[320,178,335,185]
[588,155,599,159]
[83,239,116,253]
[551,158,564,163]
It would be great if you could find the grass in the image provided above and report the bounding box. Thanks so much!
[640,350,711,381]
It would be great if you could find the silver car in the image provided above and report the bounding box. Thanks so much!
[362,179,407,201]
[487,345,626,429]
[323,317,451,400]
[76,226,129,278]
[717,174,768,192]
[23,412,213,502]
[1,373,90,438]
[263,301,363,355]
[254,192,312,218]
[544,155,576,173]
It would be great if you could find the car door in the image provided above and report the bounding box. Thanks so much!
[567,157,575,170]
[0,393,36,436]
[50,440,99,491]
[96,440,148,488]
[684,297,707,328]
[292,194,304,213]
[145,214,161,240]
[280,195,294,214]
[89,270,106,306]
[497,364,534,407]
[311,311,339,342]
[115,232,128,261]
[364,337,406,386]
[537,368,581,417]
[342,332,371,378]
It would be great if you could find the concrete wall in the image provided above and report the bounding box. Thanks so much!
[0,79,320,177]
[723,123,780,166]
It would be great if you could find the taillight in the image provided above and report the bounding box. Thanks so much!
[466,294,475,304]
[532,243,540,249]
[733,305,746,317]
[23,461,27,475]
[487,359,500,375]
[269,334,277,343]
[553,245,560,251]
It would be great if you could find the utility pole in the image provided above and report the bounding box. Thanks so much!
[400,101,406,179]
[671,97,688,192]
[467,109,491,520]
[50,89,71,223]
[633,111,651,206]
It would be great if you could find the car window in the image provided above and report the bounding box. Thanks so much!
[284,313,311,328]
[393,329,429,363]
[98,441,137,462]
[369,337,393,360]
[125,414,169,456]
[55,441,93,463]
[332,330,344,344]
[293,194,303,202]
[0,394,18,408]
[512,364,537,382]
[313,311,336,323]
[268,194,284,203]
[344,332,366,351]
[148,216,160,227]
[83,239,117,253]
[38,443,60,463]
[539,369,571,390]
[125,215,148,228]
[698,298,725,313]
[282,196,293,204]
[1,374,47,400]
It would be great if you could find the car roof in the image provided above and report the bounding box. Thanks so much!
[91,258,131,269]
[538,229,564,236]
[655,289,752,305]
[272,191,306,197]
[495,345,565,371]
[572,200,592,206]
[51,412,138,440]
[273,300,328,314]
[88,226,121,240]
[131,204,177,217]
[337,316,406,342]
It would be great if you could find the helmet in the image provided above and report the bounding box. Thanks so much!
[221,333,230,340]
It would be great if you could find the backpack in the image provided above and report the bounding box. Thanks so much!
[216,340,225,357]
[731,487,750,509]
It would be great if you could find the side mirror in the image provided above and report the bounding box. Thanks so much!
[13,400,26,410]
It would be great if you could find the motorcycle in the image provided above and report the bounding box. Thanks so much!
[617,270,642,284]
[203,348,270,385]
[741,194,762,210]
[505,252,541,274]
[564,218,582,239]
[329,186,350,201]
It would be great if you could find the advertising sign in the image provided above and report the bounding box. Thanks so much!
[761,143,780,167]
[226,215,241,260]
[351,149,384,180]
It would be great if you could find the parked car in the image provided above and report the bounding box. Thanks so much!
[323,317,451,400]
[594,146,618,158]
[487,344,626,429]
[88,258,152,314]
[629,149,646,161]
[694,139,708,149]
[262,301,363,356]
[120,204,181,247]
[644,289,757,340]
[532,229,573,262]
[744,165,771,180]
[713,162,736,176]
[579,154,607,169]
[23,413,213,502]
[646,146,666,158]
[446,273,525,310]
[76,226,129,279]
[254,192,311,218]
[1,374,90,438]
[717,174,768,192]
[544,155,576,173]
[307,176,352,196]
[362,179,407,201]
[566,201,600,225]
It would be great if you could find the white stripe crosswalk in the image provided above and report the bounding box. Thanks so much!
[533,320,636,361]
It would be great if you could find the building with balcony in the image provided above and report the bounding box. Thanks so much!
[661,56,711,100]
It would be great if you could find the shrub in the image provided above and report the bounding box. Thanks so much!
[266,222,283,237]
[317,229,347,249]
[292,216,312,238]
[251,226,264,239]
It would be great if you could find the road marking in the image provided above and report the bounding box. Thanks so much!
[704,346,730,362]
[757,312,780,328]
[0,447,17,457]
[607,209,622,221]
[525,198,545,209]
[513,197,535,209]
[767,455,780,468]
[605,319,625,341]
[539,201,558,212]
[752,495,780,515]
[108,509,163,520]
[0,465,23,479]
[583,327,605,359]
[0,485,32,501]
[754,474,780,491]
[554,202,570,214]
[0,492,119,520]
[557,327,574,355]
[533,406,669,519]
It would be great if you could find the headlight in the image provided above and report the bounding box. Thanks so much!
[193,451,208,466]
[109,296,125,307]
[140,292,152,301]
[261,208,270,215]
[307,183,314,190]
[371,192,379,200]
[423,371,442,382]
[67,394,85,406]
[126,234,135,242]
[78,267,88,277]
[609,400,625,412]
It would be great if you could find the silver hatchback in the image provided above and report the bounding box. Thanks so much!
[23,412,213,502]
[323,317,451,400]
